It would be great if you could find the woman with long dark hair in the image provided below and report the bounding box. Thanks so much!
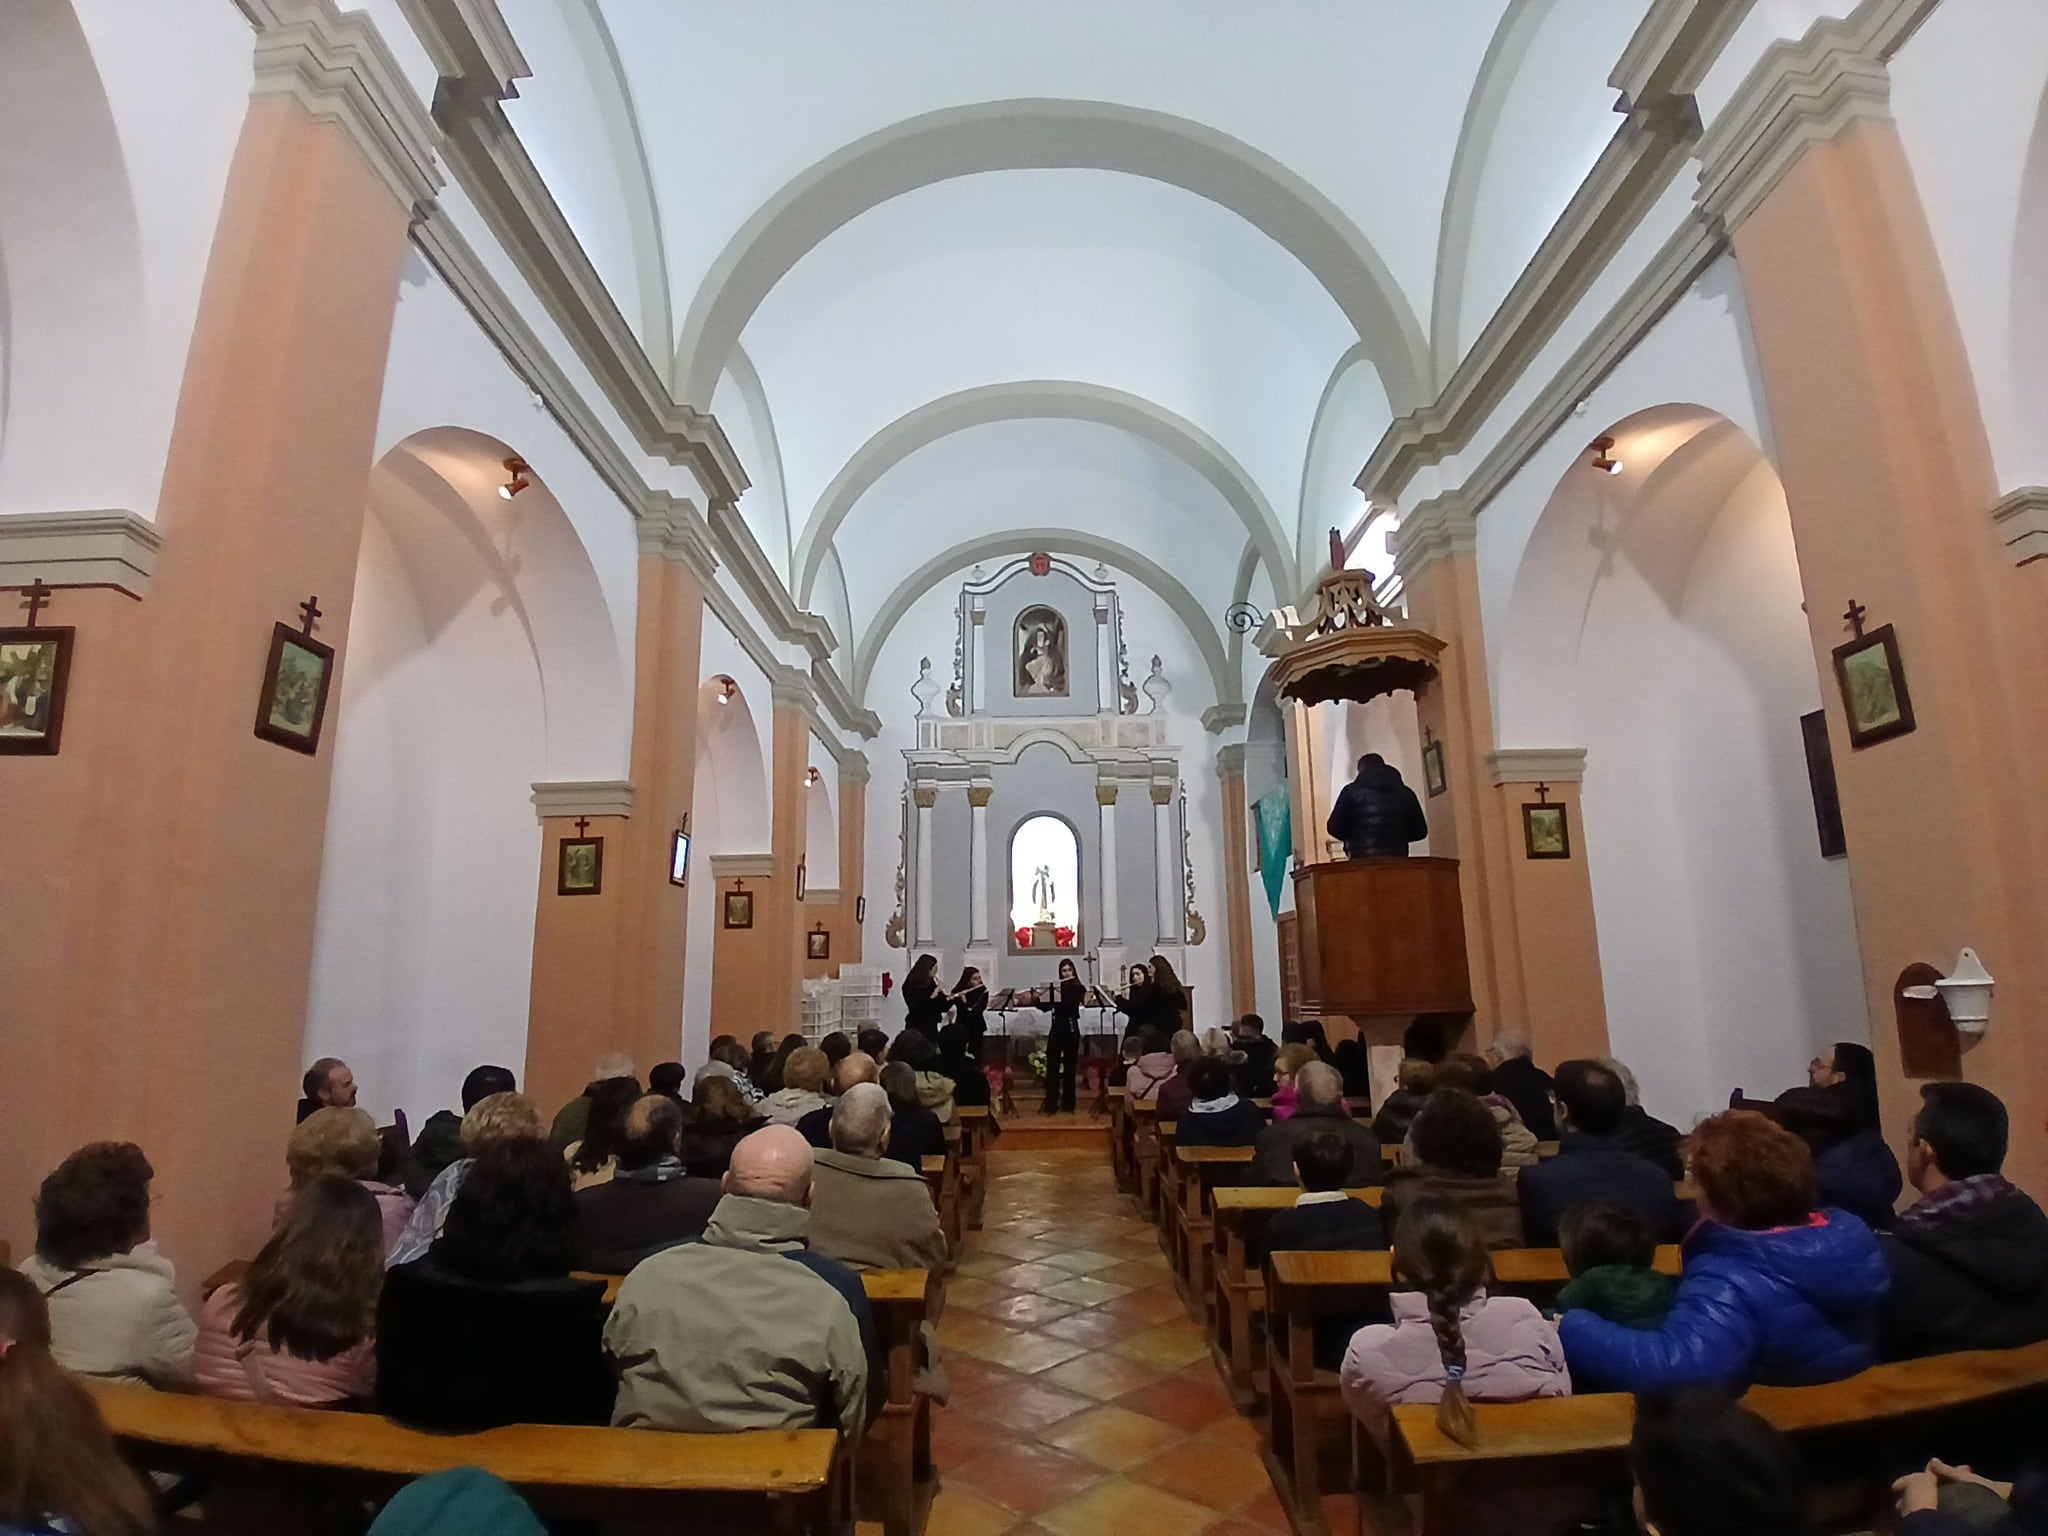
[1340,1198,1568,1450]
[1114,962,1155,1040]
[1147,955,1189,1034]
[677,1075,762,1178]
[0,1270,158,1536]
[902,954,946,1037]
[948,967,989,1059]
[565,1076,642,1192]
[1034,957,1085,1114]
[195,1174,382,1405]
[378,1139,612,1430]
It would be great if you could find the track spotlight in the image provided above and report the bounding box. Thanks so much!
[1589,436,1622,476]
[715,676,738,705]
[498,456,533,499]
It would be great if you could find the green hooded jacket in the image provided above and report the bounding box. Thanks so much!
[1556,1264,1677,1329]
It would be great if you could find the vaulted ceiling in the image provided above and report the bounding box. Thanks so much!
[491,0,1656,705]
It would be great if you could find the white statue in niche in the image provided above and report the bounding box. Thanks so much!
[1032,863,1057,923]
[1015,606,1068,698]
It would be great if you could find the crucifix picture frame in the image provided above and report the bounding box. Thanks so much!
[254,603,336,755]
[1521,790,1571,860]
[0,581,74,756]
[724,884,754,929]
[1832,616,1915,750]
[807,926,831,960]
[557,817,603,896]
[1421,739,1447,798]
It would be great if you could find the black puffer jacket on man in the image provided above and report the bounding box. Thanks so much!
[1880,1183,2048,1359]
[1325,757,1427,858]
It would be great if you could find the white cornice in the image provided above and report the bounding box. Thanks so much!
[770,666,818,715]
[804,887,842,907]
[395,0,525,99]
[708,500,835,662]
[1214,742,1247,777]
[1201,704,1249,735]
[1694,0,1939,232]
[636,493,719,582]
[709,853,774,879]
[236,0,443,212]
[812,660,883,742]
[1485,748,1587,786]
[837,751,873,786]
[0,511,162,597]
[1611,0,1758,115]
[531,779,635,820]
[1990,487,2048,568]
[1391,493,1478,583]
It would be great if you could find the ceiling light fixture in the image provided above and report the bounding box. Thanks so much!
[806,767,822,786]
[497,456,533,499]
[1589,436,1623,476]
[715,676,738,705]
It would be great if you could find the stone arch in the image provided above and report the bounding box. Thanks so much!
[851,528,1237,713]
[306,427,627,1120]
[1492,403,1864,1125]
[0,0,146,515]
[800,381,1293,605]
[672,98,1429,414]
[694,671,772,857]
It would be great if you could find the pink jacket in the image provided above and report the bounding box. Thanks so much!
[1272,1084,1299,1121]
[1339,1290,1568,1433]
[1127,1052,1177,1099]
[192,1283,376,1407]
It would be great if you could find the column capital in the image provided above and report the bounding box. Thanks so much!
[530,779,635,822]
[967,785,993,809]
[236,0,444,212]
[0,510,161,598]
[635,493,720,579]
[1693,4,1916,233]
[1150,782,1175,807]
[837,752,872,786]
[1201,703,1249,734]
[770,666,816,714]
[1214,743,1247,778]
[1484,748,1587,787]
[1391,492,1477,583]
[912,787,938,810]
[1990,487,2048,568]
[1096,783,1120,807]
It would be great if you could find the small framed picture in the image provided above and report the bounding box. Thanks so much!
[807,927,831,960]
[254,622,335,755]
[855,894,866,924]
[724,887,754,929]
[669,829,691,887]
[796,859,807,901]
[1522,802,1570,860]
[1422,740,1447,798]
[0,626,75,756]
[1832,623,1915,750]
[557,836,603,896]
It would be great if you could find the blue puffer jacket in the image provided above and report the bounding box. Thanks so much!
[1559,1209,1887,1393]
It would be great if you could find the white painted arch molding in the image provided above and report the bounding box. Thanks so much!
[794,380,1294,607]
[671,98,1431,415]
[851,527,1240,720]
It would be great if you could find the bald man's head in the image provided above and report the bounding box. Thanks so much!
[724,1124,815,1207]
[834,1050,879,1094]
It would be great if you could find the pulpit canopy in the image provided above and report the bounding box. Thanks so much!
[1255,570,1447,708]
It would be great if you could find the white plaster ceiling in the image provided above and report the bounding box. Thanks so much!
[494,0,1659,698]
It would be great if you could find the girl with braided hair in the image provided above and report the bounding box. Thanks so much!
[1339,1198,1569,1453]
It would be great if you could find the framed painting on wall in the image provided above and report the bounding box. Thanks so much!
[253,621,335,754]
[1421,740,1447,798]
[0,625,74,756]
[807,927,831,960]
[1522,802,1570,859]
[724,886,754,929]
[557,835,603,896]
[1832,623,1915,749]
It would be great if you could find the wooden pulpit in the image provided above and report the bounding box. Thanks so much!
[1292,857,1471,1019]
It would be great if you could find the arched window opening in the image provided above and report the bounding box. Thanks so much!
[1009,814,1080,950]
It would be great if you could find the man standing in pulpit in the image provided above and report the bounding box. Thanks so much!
[1326,754,1428,858]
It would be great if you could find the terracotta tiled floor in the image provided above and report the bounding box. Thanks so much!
[924,1148,1321,1536]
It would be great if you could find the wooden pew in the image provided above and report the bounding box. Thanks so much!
[1264,1244,1681,1530]
[1208,1186,1385,1399]
[573,1268,933,1536]
[1170,1145,1255,1324]
[921,1153,962,1258]
[1386,1340,2048,1536]
[1129,1100,1162,1213]
[1108,1087,1131,1189]
[954,1106,994,1229]
[88,1380,845,1533]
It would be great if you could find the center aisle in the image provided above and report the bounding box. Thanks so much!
[925,1147,1327,1536]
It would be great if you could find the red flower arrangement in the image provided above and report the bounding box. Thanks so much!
[1014,925,1080,949]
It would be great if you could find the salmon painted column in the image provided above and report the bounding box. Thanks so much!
[0,9,437,1275]
[763,674,815,1032]
[1484,750,1610,1063]
[1215,743,1259,1019]
[1391,502,1528,1043]
[1703,38,2048,1189]
[524,503,711,1110]
[837,755,869,967]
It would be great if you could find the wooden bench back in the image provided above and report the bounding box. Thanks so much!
[88,1380,839,1492]
[1392,1339,2048,1465]
[1270,1244,1679,1292]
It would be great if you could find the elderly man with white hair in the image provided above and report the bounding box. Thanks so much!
[805,1083,948,1273]
[606,1125,877,1433]
[1485,1030,1557,1142]
[1249,1061,1386,1188]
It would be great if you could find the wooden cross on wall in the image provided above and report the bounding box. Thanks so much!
[1843,598,1868,640]
[573,817,592,837]
[298,595,323,636]
[20,578,54,627]
[1532,783,1552,805]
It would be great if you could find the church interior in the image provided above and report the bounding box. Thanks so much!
[5,1,2048,1533]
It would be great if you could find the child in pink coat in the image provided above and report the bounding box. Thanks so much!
[1340,1197,1570,1450]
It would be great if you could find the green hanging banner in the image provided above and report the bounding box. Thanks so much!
[1253,784,1292,917]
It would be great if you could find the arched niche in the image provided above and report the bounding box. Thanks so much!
[806,740,840,890]
[682,647,773,1061]
[306,428,628,1121]
[1492,404,1865,1124]
[0,0,146,516]
[1008,811,1082,950]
